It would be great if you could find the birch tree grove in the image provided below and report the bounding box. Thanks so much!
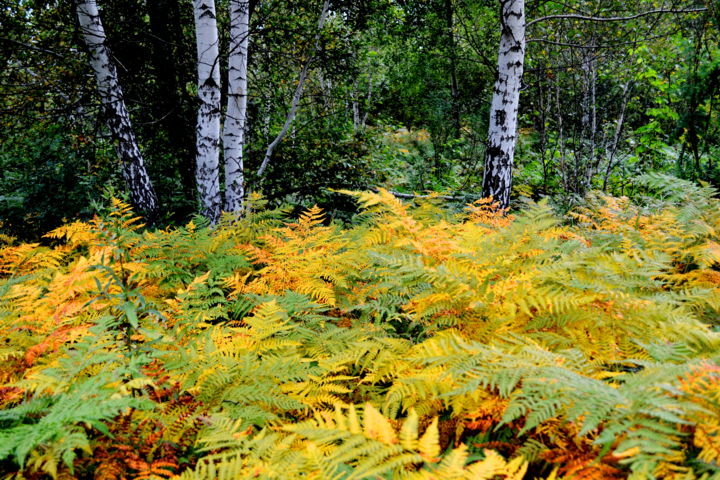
[481,0,525,210]
[7,0,715,240]
[223,0,250,213]
[193,0,222,223]
[75,0,159,219]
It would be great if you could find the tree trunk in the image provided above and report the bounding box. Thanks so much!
[603,82,632,191]
[445,0,461,138]
[554,69,568,192]
[256,0,330,178]
[223,0,250,213]
[481,0,525,210]
[193,0,222,223]
[361,64,375,130]
[75,0,159,219]
[580,43,598,192]
[351,77,361,130]
[534,68,549,195]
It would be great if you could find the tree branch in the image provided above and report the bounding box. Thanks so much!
[527,7,707,28]
[527,32,678,49]
[369,188,467,201]
[256,0,330,178]
[0,37,65,58]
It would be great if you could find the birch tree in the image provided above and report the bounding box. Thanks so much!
[193,0,222,222]
[481,0,525,210]
[256,0,331,178]
[223,0,250,213]
[75,0,159,218]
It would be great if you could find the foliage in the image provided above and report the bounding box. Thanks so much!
[2,178,720,478]
[0,122,118,241]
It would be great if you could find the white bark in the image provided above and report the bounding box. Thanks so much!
[318,71,333,110]
[193,0,222,223]
[75,0,159,218]
[257,0,330,178]
[481,0,525,210]
[223,0,250,213]
[603,82,632,191]
[351,77,361,130]
[353,59,375,132]
[362,68,374,129]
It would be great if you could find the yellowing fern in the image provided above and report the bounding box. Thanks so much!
[3,184,720,479]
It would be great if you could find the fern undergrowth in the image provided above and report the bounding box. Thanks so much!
[1,176,720,479]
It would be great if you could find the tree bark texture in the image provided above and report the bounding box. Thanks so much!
[481,0,525,210]
[223,0,250,213]
[75,0,160,219]
[193,0,222,223]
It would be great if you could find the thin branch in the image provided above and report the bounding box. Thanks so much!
[0,37,65,58]
[370,187,468,201]
[256,0,330,177]
[527,7,707,28]
[527,32,677,49]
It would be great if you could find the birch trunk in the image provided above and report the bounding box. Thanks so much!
[602,82,632,191]
[481,0,525,210]
[257,0,330,178]
[75,0,159,219]
[223,0,250,213]
[361,67,374,130]
[193,0,222,223]
[351,77,361,130]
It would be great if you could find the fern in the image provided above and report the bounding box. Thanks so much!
[180,403,528,480]
[0,374,151,474]
[2,190,720,478]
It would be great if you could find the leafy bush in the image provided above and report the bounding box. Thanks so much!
[0,122,119,241]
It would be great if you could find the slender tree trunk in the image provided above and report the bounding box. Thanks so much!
[603,82,632,191]
[224,0,250,213]
[554,70,568,192]
[445,0,461,138]
[677,143,687,176]
[318,71,333,110]
[481,0,525,210]
[535,69,549,195]
[361,67,374,129]
[193,0,222,222]
[75,0,159,219]
[256,0,330,178]
[262,100,271,139]
[580,43,598,192]
[351,77,361,131]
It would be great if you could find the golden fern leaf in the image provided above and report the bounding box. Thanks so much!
[417,417,440,462]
